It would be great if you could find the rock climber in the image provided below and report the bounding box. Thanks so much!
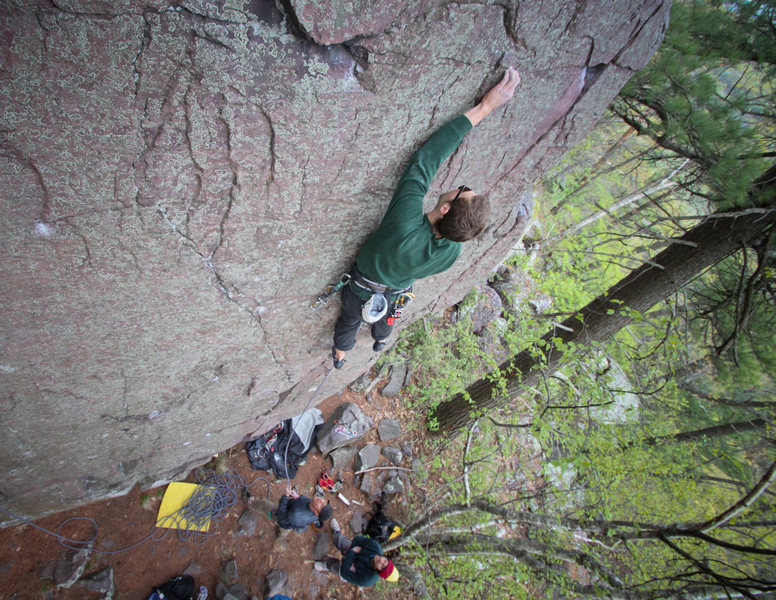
[332,67,521,368]
[274,486,332,533]
[314,518,399,586]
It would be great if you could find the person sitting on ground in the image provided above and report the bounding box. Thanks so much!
[314,518,399,587]
[331,67,521,368]
[274,486,332,532]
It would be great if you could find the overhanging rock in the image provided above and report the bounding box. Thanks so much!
[0,0,671,520]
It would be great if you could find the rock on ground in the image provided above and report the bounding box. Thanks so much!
[316,403,373,457]
[356,444,381,472]
[378,419,402,441]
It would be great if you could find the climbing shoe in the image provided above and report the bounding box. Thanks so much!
[332,346,346,369]
[330,518,341,533]
[372,340,387,352]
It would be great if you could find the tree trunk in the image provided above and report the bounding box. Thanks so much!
[431,166,776,431]
[625,418,769,448]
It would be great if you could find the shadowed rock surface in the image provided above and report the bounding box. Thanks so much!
[0,0,670,519]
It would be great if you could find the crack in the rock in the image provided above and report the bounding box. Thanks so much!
[210,102,240,262]
[182,86,205,211]
[156,206,291,381]
[245,376,257,397]
[121,369,130,417]
[48,0,127,19]
[59,217,93,268]
[275,0,316,44]
[494,146,510,176]
[545,4,566,38]
[133,67,188,207]
[132,10,154,100]
[562,0,589,38]
[0,142,52,221]
[257,105,277,187]
[610,0,668,71]
[367,52,482,69]
[300,154,312,194]
[173,4,249,28]
[193,28,237,52]
[495,1,528,54]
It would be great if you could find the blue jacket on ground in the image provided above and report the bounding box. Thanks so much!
[275,495,319,532]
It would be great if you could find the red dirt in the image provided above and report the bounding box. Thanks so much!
[0,378,419,600]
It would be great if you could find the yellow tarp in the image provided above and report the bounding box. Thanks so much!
[155,482,212,532]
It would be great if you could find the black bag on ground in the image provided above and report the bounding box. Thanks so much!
[245,420,307,479]
[246,410,323,479]
[153,575,195,600]
[364,495,402,543]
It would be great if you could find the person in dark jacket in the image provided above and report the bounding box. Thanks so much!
[275,486,332,532]
[314,519,399,586]
[331,67,521,368]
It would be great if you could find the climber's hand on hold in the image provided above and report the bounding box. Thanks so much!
[465,66,521,127]
[482,67,520,111]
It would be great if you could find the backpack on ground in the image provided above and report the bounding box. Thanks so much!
[364,495,402,543]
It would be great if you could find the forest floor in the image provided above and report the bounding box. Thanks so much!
[0,369,427,600]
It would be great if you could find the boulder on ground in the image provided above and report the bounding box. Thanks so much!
[77,566,114,596]
[313,532,330,561]
[380,364,408,397]
[383,475,404,495]
[360,474,373,496]
[378,419,402,441]
[356,444,381,472]
[265,570,287,598]
[316,403,373,457]
[235,509,258,537]
[382,446,403,465]
[453,284,503,333]
[329,446,358,471]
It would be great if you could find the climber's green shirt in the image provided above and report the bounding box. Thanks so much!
[354,115,473,297]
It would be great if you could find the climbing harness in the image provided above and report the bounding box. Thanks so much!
[350,266,411,297]
[311,273,351,310]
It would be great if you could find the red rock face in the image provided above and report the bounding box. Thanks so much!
[0,0,671,519]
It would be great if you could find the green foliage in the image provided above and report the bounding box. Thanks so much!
[615,0,776,208]
[386,3,776,596]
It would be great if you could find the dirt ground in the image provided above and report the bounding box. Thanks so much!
[0,373,424,600]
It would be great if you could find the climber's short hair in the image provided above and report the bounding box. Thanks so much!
[438,194,490,242]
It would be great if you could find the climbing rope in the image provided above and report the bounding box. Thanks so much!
[282,365,335,486]
[0,468,265,554]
